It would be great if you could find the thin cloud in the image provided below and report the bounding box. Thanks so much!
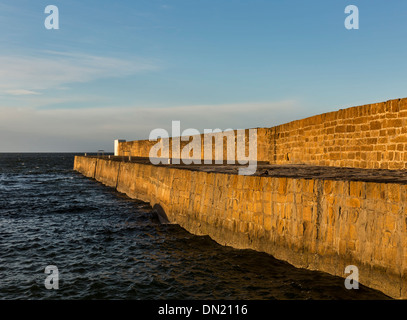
[0,51,159,93]
[4,89,41,96]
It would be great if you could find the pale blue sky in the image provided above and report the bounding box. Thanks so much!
[1,0,407,151]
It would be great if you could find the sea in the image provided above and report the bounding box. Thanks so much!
[0,153,390,300]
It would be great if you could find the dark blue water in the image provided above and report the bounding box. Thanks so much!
[0,153,390,300]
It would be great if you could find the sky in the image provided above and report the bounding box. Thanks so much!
[1,0,407,152]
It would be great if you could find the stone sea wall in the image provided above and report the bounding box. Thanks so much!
[74,156,407,299]
[118,98,407,170]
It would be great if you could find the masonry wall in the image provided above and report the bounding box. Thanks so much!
[118,98,407,169]
[74,156,407,299]
[118,129,256,162]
